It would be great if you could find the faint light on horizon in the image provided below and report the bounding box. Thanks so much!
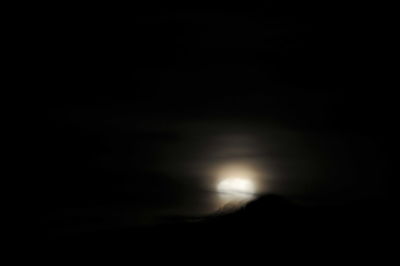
[215,164,260,191]
[217,178,255,196]
[214,163,261,210]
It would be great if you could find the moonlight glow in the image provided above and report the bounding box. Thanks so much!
[211,163,263,211]
[217,178,255,195]
[215,164,259,198]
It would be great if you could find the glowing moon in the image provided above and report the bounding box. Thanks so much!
[213,163,260,211]
[214,163,259,196]
[217,178,255,195]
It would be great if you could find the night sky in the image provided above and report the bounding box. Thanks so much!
[28,3,391,242]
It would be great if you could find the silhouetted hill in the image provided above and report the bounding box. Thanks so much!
[40,194,392,262]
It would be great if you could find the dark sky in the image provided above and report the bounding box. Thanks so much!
[29,3,390,229]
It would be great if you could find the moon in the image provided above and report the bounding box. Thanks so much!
[215,163,259,196]
[217,177,255,196]
[212,163,260,211]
